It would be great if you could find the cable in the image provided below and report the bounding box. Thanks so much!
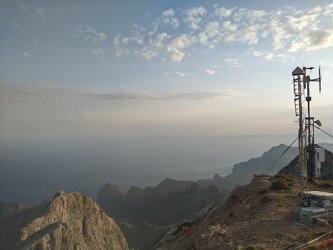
[314,125,333,139]
[269,135,299,168]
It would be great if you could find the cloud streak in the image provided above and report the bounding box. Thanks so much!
[0,85,250,103]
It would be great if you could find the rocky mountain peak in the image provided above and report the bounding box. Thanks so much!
[97,183,124,205]
[0,191,129,250]
[155,178,194,194]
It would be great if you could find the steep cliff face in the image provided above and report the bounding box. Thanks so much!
[197,144,298,191]
[0,191,129,250]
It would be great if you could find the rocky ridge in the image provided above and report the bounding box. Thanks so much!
[197,144,298,191]
[0,201,28,222]
[97,178,225,249]
[279,145,333,178]
[157,175,332,249]
[0,191,128,250]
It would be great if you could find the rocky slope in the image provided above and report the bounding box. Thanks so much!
[0,191,128,250]
[157,175,332,249]
[279,145,333,178]
[97,178,225,249]
[197,144,298,191]
[0,201,28,222]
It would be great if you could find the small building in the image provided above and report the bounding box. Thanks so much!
[314,148,325,178]
[300,191,333,224]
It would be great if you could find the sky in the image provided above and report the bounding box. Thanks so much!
[1,0,333,204]
[0,0,333,140]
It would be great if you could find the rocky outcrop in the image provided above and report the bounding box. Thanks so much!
[278,145,333,179]
[197,144,298,191]
[0,191,129,250]
[156,175,333,249]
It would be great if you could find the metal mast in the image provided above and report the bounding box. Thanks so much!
[292,66,322,181]
[292,67,307,179]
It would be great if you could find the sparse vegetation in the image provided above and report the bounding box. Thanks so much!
[307,246,328,250]
[244,244,260,250]
[228,211,235,218]
[258,189,269,195]
[283,175,296,182]
[229,194,239,201]
[262,196,272,203]
[270,178,290,190]
[317,180,333,188]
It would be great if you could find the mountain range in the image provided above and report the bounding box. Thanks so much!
[97,178,226,249]
[1,142,332,249]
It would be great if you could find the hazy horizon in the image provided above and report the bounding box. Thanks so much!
[1,133,332,206]
[1,0,332,205]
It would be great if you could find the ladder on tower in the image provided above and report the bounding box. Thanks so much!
[293,78,301,117]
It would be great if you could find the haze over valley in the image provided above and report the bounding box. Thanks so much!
[1,0,333,249]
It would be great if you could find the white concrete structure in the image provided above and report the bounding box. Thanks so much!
[314,148,325,178]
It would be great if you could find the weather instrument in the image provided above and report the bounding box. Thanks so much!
[291,66,322,181]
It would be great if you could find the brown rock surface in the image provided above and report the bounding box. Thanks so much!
[0,191,129,250]
[157,175,332,249]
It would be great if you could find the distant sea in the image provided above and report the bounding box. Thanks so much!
[0,134,331,205]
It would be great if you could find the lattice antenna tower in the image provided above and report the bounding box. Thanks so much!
[292,66,322,181]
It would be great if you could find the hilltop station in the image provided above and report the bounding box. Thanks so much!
[291,66,333,224]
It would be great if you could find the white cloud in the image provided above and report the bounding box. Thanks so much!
[175,71,190,77]
[155,33,171,49]
[268,4,333,51]
[205,69,216,75]
[224,57,241,68]
[250,49,295,62]
[75,26,107,42]
[22,52,31,57]
[205,22,220,37]
[221,21,238,43]
[198,21,220,48]
[288,29,333,52]
[161,9,179,28]
[91,48,107,59]
[163,71,191,82]
[241,24,260,45]
[223,21,237,32]
[111,3,333,63]
[215,7,233,18]
[36,8,47,20]
[162,9,175,17]
[170,50,185,63]
[166,34,195,62]
[184,6,207,30]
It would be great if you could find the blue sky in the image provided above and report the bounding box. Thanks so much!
[0,0,333,140]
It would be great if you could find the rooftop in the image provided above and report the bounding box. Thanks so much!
[304,191,333,198]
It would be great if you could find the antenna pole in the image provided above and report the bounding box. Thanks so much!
[292,68,306,179]
[292,66,322,181]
